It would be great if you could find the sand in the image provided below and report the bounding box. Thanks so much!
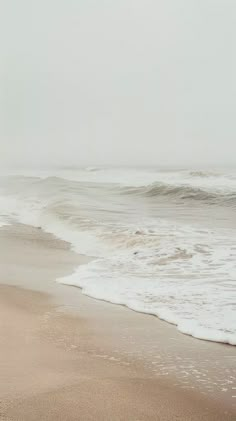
[0,224,235,420]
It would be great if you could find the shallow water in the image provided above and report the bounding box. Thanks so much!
[0,166,236,344]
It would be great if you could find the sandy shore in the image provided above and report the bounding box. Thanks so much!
[0,224,235,420]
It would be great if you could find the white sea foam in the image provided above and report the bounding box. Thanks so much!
[0,167,236,344]
[57,221,236,345]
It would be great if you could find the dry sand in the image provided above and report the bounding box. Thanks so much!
[0,224,235,420]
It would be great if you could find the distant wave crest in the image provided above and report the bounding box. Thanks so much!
[120,182,236,206]
[188,170,220,178]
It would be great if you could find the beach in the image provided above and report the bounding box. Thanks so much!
[1,0,236,417]
[0,223,235,420]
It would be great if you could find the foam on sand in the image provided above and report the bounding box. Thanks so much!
[0,167,236,345]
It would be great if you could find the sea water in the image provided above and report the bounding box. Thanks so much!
[0,166,235,344]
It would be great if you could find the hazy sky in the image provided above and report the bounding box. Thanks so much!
[0,1,236,167]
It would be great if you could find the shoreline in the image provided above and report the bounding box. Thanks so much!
[0,223,235,420]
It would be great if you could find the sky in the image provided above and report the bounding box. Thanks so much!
[0,0,236,167]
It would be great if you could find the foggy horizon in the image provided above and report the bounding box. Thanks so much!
[1,1,236,168]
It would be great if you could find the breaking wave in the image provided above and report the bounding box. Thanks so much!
[120,182,236,206]
[0,167,236,345]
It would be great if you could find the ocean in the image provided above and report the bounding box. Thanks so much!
[0,166,235,345]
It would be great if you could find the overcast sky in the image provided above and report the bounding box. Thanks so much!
[0,1,235,167]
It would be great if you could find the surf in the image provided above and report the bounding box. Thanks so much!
[0,167,235,345]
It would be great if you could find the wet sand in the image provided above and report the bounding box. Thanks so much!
[0,224,235,420]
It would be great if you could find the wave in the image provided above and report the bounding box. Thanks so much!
[120,182,236,206]
[0,170,236,346]
[58,264,236,346]
[4,173,236,207]
[30,174,236,207]
[188,170,221,178]
[36,176,236,207]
